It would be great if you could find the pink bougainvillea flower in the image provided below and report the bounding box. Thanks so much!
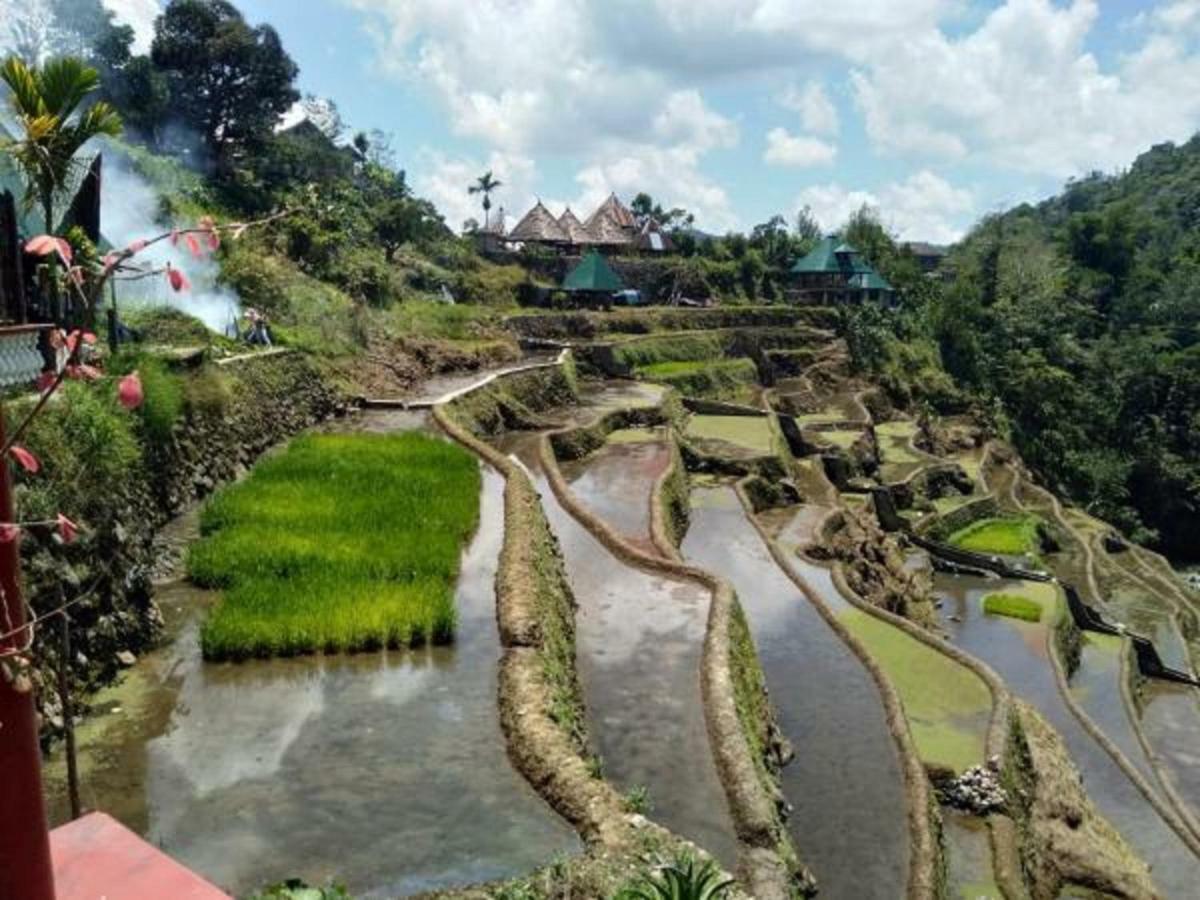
[166,266,190,293]
[102,253,119,273]
[169,229,180,246]
[36,371,57,393]
[82,332,97,345]
[9,446,40,474]
[125,239,147,254]
[118,371,144,410]
[56,513,78,544]
[0,523,19,543]
[185,233,203,257]
[26,234,72,264]
[207,230,221,251]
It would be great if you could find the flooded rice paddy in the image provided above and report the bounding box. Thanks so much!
[933,573,1200,896]
[683,486,909,898]
[496,431,740,867]
[44,423,577,897]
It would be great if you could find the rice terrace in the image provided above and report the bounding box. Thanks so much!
[3,3,1200,900]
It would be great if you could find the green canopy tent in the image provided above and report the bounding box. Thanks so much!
[562,249,624,306]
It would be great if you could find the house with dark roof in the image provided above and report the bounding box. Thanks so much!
[790,237,894,304]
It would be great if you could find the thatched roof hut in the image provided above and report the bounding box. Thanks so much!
[508,200,568,244]
[585,208,631,246]
[557,207,593,246]
[585,193,636,231]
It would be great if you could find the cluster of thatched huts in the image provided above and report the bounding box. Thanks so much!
[487,194,674,253]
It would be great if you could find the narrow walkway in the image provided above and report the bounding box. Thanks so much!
[682,487,909,898]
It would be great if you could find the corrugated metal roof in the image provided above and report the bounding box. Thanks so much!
[791,236,893,292]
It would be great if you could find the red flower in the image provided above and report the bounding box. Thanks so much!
[185,233,203,258]
[56,513,78,544]
[9,446,40,474]
[36,371,57,393]
[0,524,19,543]
[118,372,144,410]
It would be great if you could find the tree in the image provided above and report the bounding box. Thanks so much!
[0,56,122,232]
[375,197,444,262]
[795,204,821,243]
[468,170,502,229]
[630,191,692,229]
[151,0,299,173]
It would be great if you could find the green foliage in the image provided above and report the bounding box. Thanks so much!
[616,852,735,900]
[247,880,352,900]
[456,262,528,306]
[191,432,480,659]
[623,785,653,814]
[615,333,725,369]
[379,300,508,342]
[184,366,233,417]
[982,593,1043,623]
[109,353,184,443]
[13,381,140,523]
[121,306,212,346]
[150,0,298,169]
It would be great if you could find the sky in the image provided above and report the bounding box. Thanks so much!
[100,0,1200,241]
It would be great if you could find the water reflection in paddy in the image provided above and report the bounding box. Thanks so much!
[45,456,578,897]
[683,487,909,898]
[933,573,1199,896]
[496,431,739,867]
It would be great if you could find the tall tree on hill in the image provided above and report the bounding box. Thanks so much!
[150,0,298,174]
[468,170,501,230]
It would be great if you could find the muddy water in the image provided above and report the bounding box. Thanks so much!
[682,487,908,898]
[497,432,739,866]
[934,574,1200,896]
[560,428,669,555]
[45,458,578,897]
[942,810,1000,899]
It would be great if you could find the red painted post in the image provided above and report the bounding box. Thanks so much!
[0,407,57,900]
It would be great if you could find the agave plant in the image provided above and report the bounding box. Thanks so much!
[617,852,735,900]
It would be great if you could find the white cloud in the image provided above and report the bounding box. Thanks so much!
[102,0,160,54]
[850,0,1200,176]
[763,128,836,167]
[780,81,839,135]
[797,171,974,243]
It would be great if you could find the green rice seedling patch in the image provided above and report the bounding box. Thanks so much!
[838,607,991,772]
[876,420,923,466]
[982,593,1043,623]
[949,516,1039,556]
[613,332,725,368]
[685,414,774,454]
[191,432,480,659]
[817,429,865,450]
[635,358,758,401]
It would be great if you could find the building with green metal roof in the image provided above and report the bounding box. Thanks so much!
[789,236,894,304]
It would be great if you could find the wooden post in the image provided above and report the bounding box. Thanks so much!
[57,609,81,820]
[0,407,57,900]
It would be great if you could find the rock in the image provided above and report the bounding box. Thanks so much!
[1102,532,1128,554]
[115,650,137,667]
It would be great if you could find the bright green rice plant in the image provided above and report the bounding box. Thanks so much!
[982,593,1043,623]
[191,432,479,659]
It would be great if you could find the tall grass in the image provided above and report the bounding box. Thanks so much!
[191,432,480,660]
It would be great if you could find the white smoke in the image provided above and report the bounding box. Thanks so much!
[99,147,241,334]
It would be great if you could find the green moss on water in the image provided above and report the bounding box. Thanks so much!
[635,358,758,401]
[191,432,480,659]
[950,516,1040,556]
[838,608,991,773]
[685,414,774,454]
[983,593,1043,623]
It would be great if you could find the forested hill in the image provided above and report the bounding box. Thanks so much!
[929,137,1200,561]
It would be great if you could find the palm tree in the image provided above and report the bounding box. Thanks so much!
[468,170,502,230]
[1,55,123,233]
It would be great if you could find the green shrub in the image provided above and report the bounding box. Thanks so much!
[121,306,213,347]
[614,333,726,369]
[982,593,1043,622]
[329,245,404,308]
[13,381,141,522]
[136,358,185,443]
[247,880,351,900]
[192,432,480,659]
[184,367,233,418]
[456,262,527,306]
[636,358,757,401]
[616,852,735,900]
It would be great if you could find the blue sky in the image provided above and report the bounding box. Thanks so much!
[106,1,1200,240]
